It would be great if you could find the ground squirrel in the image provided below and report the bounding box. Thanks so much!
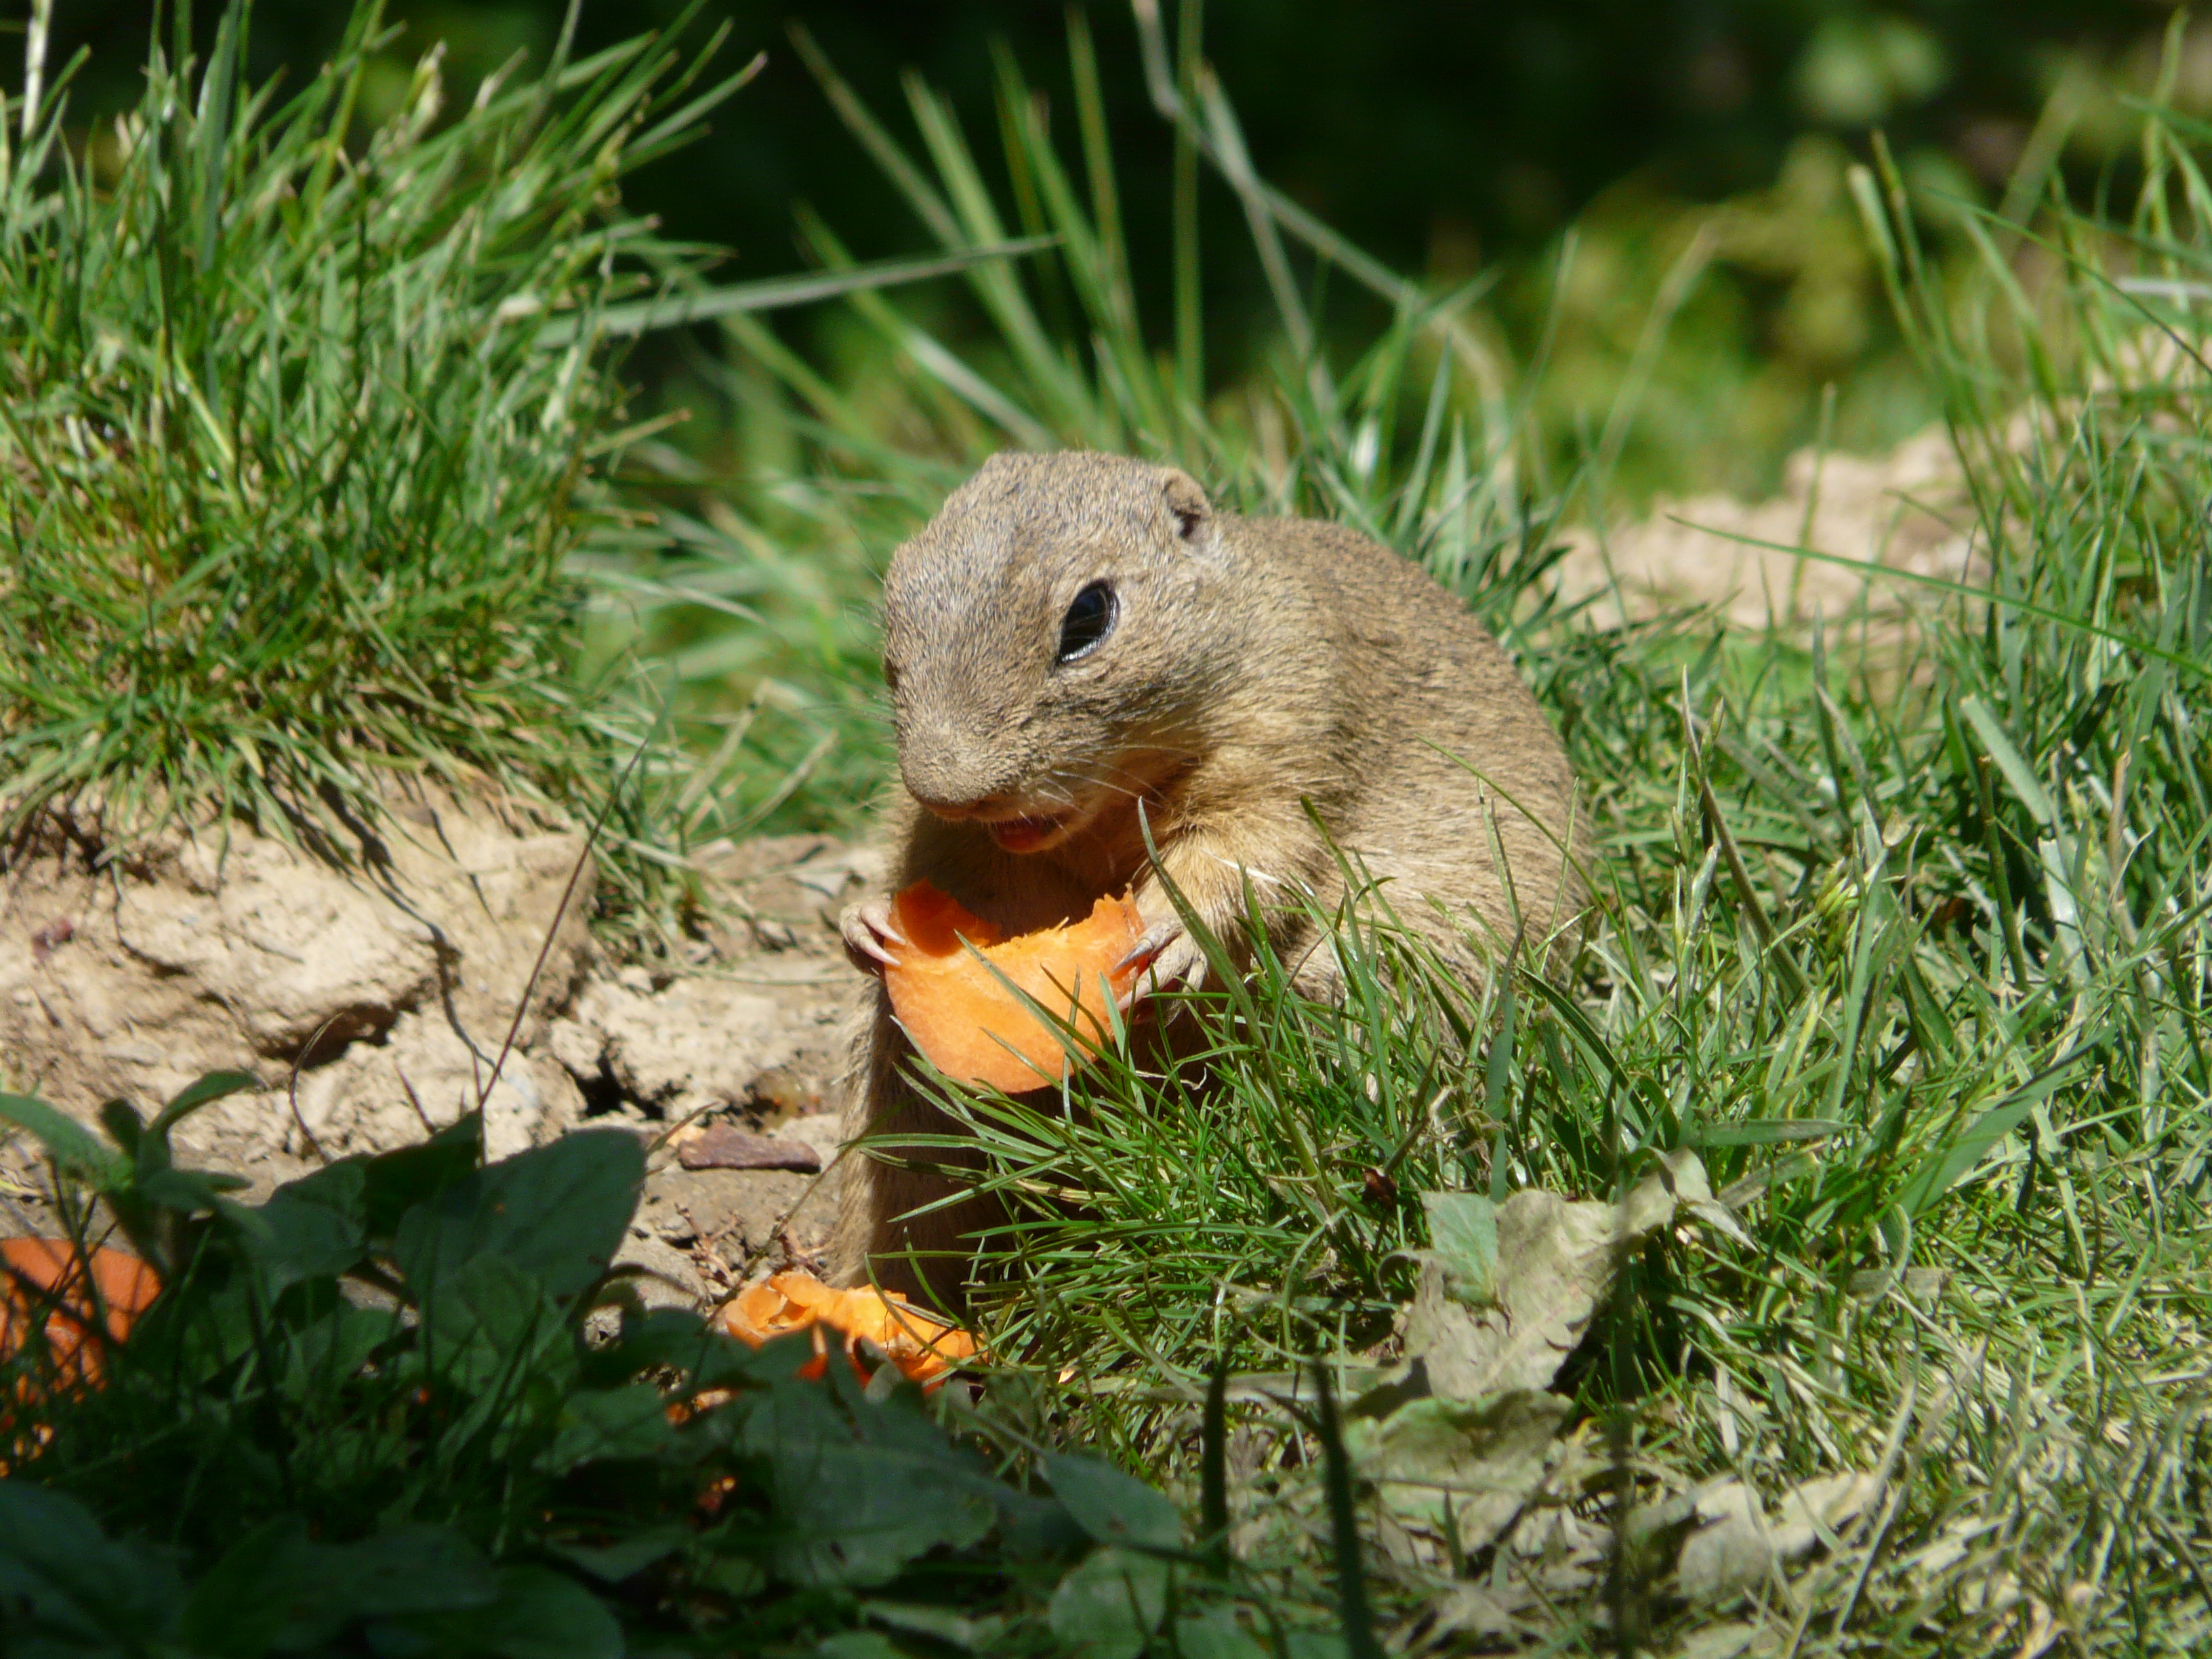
[831,451,1583,1308]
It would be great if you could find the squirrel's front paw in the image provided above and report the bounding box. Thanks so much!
[1114,914,1208,1006]
[839,897,907,975]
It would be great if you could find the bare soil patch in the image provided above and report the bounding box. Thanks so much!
[1,796,874,1311]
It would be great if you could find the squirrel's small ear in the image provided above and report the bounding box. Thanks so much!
[1161,469,1210,541]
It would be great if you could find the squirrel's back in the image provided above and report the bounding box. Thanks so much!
[1216,510,1584,958]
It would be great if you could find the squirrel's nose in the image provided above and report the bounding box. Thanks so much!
[910,790,1014,822]
[897,721,1022,818]
[899,754,991,817]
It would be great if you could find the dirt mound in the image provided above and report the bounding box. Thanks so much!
[3,793,591,1156]
[1553,424,1981,633]
[0,800,874,1300]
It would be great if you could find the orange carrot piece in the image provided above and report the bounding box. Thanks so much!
[882,881,1145,1092]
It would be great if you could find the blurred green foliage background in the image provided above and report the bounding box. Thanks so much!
[41,1,2201,501]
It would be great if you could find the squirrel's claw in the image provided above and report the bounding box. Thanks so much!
[1113,918,1181,978]
[840,897,907,975]
[1115,918,1206,1008]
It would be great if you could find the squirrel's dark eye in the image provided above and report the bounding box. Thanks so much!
[1055,581,1117,663]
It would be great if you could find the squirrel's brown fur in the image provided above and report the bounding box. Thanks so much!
[830,451,1583,1308]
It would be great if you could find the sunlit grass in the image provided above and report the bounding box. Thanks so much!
[0,5,731,856]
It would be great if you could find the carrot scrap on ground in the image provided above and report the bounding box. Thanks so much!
[882,880,1146,1093]
[720,1269,979,1388]
[0,1237,160,1391]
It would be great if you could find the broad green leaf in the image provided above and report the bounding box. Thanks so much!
[394,1130,643,1305]
[0,1092,125,1184]
[280,1303,398,1399]
[0,1483,182,1650]
[415,1254,573,1398]
[150,1070,262,1135]
[359,1113,484,1238]
[585,1305,741,1388]
[1046,1545,1169,1659]
[747,1374,996,1587]
[988,1486,1089,1560]
[1171,1607,1269,1659]
[1042,1454,1183,1551]
[129,1274,262,1383]
[97,1099,144,1158]
[545,1526,687,1586]
[541,1384,675,1473]
[1421,1191,1499,1307]
[309,1525,504,1622]
[137,1168,251,1214]
[175,1518,396,1657]
[249,1162,370,1292]
[390,1563,619,1659]
[860,1599,1004,1649]
[815,1636,904,1659]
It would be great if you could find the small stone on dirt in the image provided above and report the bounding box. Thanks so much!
[677,1124,823,1172]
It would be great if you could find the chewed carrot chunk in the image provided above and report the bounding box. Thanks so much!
[721,1270,980,1387]
[882,880,1145,1093]
[0,1238,161,1390]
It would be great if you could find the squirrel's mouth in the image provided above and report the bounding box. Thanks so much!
[983,812,1071,854]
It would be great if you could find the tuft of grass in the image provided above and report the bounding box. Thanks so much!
[894,885,1502,1388]
[0,3,745,855]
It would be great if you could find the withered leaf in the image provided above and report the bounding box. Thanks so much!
[1344,1389,1568,1553]
[1403,1153,1708,1399]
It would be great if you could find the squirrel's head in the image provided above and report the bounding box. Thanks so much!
[880,451,1235,854]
